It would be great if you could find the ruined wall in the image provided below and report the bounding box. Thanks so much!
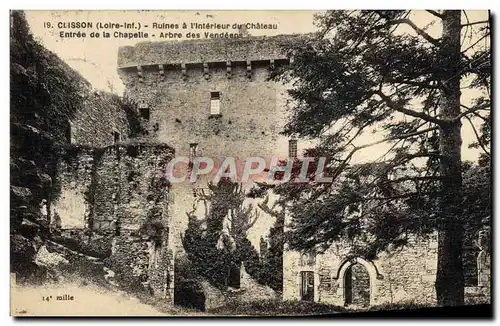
[283,233,439,307]
[69,91,130,147]
[51,147,94,229]
[51,143,175,301]
[284,226,492,308]
[117,36,292,254]
[239,263,277,301]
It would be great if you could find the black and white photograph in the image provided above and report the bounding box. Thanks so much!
[9,9,492,317]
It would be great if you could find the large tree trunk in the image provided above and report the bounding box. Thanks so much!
[435,10,465,306]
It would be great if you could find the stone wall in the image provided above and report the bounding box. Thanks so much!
[69,91,130,148]
[51,147,94,230]
[239,263,277,301]
[283,233,439,307]
[51,142,175,301]
[194,264,277,311]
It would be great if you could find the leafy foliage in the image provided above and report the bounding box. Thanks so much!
[9,11,147,286]
[257,214,285,292]
[208,299,347,315]
[182,178,263,288]
[10,10,94,283]
[267,10,490,305]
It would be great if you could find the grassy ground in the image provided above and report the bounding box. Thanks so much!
[208,299,347,316]
[207,299,443,316]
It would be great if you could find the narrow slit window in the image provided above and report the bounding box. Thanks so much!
[113,131,121,143]
[289,139,298,158]
[189,143,198,157]
[66,120,74,144]
[210,92,220,115]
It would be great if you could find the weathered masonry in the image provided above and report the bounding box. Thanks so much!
[283,227,491,307]
[51,143,175,300]
[283,234,439,306]
[66,91,130,147]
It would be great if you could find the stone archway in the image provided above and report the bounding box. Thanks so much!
[333,257,381,307]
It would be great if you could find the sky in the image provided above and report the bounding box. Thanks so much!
[25,10,320,94]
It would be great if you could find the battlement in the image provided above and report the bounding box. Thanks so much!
[117,34,302,70]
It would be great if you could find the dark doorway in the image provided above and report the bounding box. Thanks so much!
[174,280,206,312]
[344,263,370,307]
[228,263,240,288]
[300,271,314,301]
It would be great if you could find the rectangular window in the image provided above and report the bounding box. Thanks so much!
[139,107,150,120]
[113,131,120,143]
[289,139,298,158]
[210,92,220,115]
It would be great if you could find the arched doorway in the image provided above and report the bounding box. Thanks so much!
[344,263,370,307]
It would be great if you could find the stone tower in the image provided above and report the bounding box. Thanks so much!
[117,35,295,262]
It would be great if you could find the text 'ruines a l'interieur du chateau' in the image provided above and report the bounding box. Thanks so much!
[45,21,279,40]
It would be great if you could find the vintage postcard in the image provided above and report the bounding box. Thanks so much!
[10,9,491,317]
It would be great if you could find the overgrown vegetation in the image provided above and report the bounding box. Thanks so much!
[9,10,147,287]
[261,10,491,306]
[255,198,285,292]
[181,178,261,288]
[10,10,91,283]
[110,94,147,138]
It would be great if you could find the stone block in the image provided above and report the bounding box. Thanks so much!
[421,274,435,283]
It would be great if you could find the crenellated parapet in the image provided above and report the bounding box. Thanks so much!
[117,35,301,79]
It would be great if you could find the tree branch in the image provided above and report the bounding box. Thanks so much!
[257,195,283,219]
[366,190,439,202]
[247,209,260,229]
[384,78,440,90]
[382,175,443,185]
[464,115,491,157]
[321,126,439,192]
[355,126,439,153]
[426,10,444,19]
[471,110,489,123]
[461,20,489,27]
[400,152,443,160]
[456,102,491,121]
[377,90,447,126]
[461,31,490,55]
[388,18,440,46]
